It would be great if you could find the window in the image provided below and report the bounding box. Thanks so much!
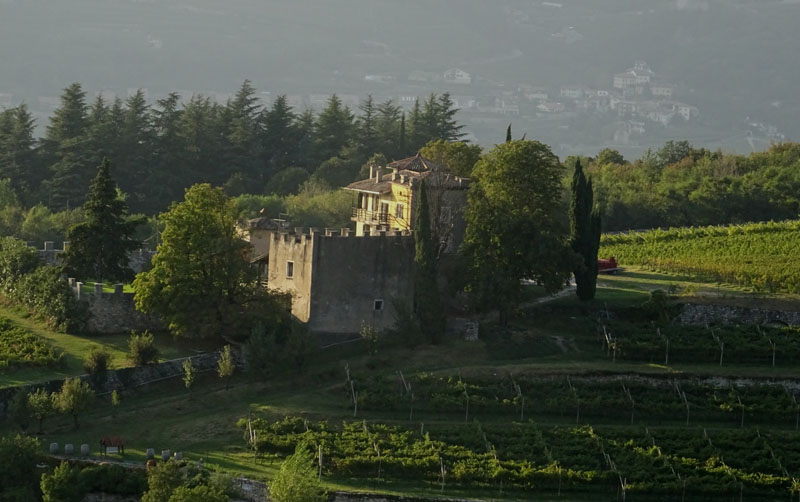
[286,261,294,278]
[373,299,384,311]
[395,203,404,219]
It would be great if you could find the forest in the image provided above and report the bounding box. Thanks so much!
[1,82,800,247]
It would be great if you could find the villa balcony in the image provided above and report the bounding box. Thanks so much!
[351,208,389,225]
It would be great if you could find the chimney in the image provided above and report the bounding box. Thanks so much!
[391,167,398,181]
[375,167,380,183]
[369,164,374,179]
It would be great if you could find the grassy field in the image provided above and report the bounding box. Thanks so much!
[0,304,213,388]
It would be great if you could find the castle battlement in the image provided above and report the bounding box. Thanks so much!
[272,227,412,242]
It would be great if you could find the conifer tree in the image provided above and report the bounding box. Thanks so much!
[506,124,512,143]
[413,180,445,343]
[61,158,142,282]
[261,95,298,176]
[0,104,39,203]
[569,160,602,301]
[43,83,92,210]
[313,94,354,166]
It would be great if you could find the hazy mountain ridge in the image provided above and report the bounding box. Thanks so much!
[1,0,797,149]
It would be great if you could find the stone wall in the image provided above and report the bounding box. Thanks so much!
[676,303,800,327]
[31,242,154,273]
[0,351,235,415]
[68,280,163,334]
[268,229,415,334]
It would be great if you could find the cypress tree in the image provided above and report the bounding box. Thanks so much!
[569,160,601,301]
[61,158,143,282]
[413,180,445,343]
[506,124,512,143]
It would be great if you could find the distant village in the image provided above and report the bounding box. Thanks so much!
[0,60,785,149]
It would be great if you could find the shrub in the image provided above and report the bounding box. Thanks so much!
[15,265,87,332]
[128,330,159,366]
[269,442,326,502]
[0,236,40,290]
[83,347,112,375]
[41,461,81,502]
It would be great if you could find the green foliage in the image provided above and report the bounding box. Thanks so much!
[61,158,143,282]
[169,485,229,502]
[463,140,573,322]
[590,142,800,231]
[141,459,183,502]
[0,434,42,501]
[419,139,482,178]
[311,156,359,188]
[265,167,310,196]
[569,160,601,301]
[600,220,800,294]
[217,345,235,390]
[233,193,285,220]
[142,459,228,502]
[27,388,55,433]
[41,461,81,502]
[127,331,160,366]
[284,183,352,229]
[182,358,195,397]
[54,377,94,429]
[83,347,112,375]
[134,184,275,338]
[0,316,64,371]
[0,236,40,289]
[269,442,326,502]
[413,180,444,343]
[15,265,87,331]
[244,318,315,377]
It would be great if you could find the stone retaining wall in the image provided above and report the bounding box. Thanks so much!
[0,350,238,415]
[676,303,800,326]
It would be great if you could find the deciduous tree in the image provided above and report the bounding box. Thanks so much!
[134,184,266,338]
[55,377,94,429]
[462,140,574,323]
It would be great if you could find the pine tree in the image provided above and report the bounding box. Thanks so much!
[314,94,354,166]
[413,180,445,343]
[118,90,156,212]
[374,100,401,159]
[436,93,465,141]
[0,105,39,203]
[223,80,263,186]
[151,92,185,212]
[43,83,93,210]
[261,95,298,177]
[356,95,378,161]
[61,158,143,282]
[569,160,602,301]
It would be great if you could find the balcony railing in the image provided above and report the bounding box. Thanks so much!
[351,208,389,224]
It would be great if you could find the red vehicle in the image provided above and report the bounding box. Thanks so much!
[598,257,622,274]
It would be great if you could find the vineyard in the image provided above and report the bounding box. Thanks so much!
[241,416,800,499]
[599,220,800,294]
[0,316,64,371]
[341,371,800,428]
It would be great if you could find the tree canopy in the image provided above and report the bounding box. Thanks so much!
[133,184,281,338]
[462,140,574,322]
